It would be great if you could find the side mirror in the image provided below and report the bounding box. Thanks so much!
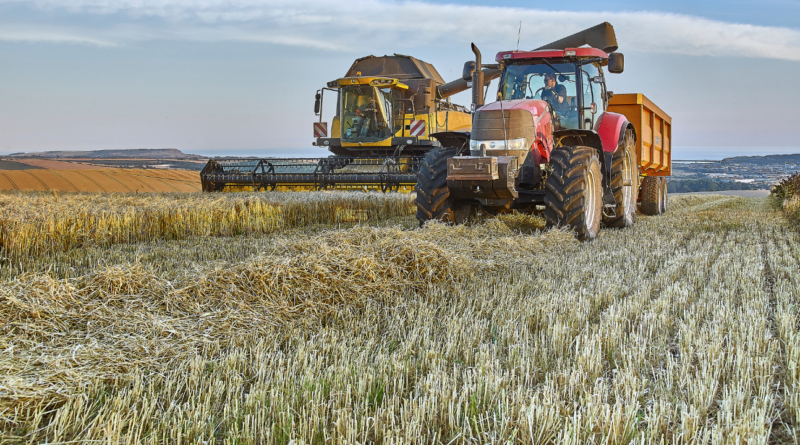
[314,92,321,115]
[462,61,476,81]
[608,53,624,74]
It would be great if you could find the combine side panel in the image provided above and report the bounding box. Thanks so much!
[608,93,672,176]
[200,157,422,193]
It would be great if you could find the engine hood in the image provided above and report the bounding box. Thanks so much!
[477,99,550,124]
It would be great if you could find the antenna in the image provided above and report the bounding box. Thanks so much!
[516,21,522,51]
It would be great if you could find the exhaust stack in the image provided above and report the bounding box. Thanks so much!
[471,43,485,109]
[535,22,618,53]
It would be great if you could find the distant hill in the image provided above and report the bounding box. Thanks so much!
[6,149,205,160]
[721,153,800,165]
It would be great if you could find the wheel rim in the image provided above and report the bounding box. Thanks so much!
[662,180,668,212]
[622,148,633,216]
[586,167,597,228]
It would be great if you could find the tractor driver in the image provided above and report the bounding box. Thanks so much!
[541,73,569,113]
[357,96,381,137]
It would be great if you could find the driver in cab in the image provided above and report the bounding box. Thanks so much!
[357,96,380,137]
[541,73,569,113]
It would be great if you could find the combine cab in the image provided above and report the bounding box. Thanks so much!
[415,23,673,239]
[201,55,499,192]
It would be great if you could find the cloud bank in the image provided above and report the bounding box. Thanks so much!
[2,0,800,61]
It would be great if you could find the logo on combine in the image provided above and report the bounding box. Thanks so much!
[409,120,426,137]
[313,122,328,138]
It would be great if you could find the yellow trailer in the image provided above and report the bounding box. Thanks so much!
[608,93,672,176]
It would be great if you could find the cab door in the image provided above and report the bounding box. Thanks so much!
[579,62,605,130]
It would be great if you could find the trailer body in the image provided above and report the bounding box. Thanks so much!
[608,93,672,176]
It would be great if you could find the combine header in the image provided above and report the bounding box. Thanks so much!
[201,54,499,192]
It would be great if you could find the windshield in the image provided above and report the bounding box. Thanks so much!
[500,62,579,130]
[340,85,399,142]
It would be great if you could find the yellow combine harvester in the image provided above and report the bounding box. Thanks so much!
[201,54,499,192]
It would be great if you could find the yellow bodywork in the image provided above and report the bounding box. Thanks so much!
[330,76,472,147]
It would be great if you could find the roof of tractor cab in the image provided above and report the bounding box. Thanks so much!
[345,54,446,85]
[496,48,608,63]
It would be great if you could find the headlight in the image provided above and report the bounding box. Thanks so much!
[508,138,528,150]
[470,138,529,151]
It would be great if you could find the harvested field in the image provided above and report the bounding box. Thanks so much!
[0,168,200,192]
[1,192,799,443]
[3,159,101,170]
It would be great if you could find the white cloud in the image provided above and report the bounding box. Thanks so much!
[0,25,118,46]
[2,0,800,61]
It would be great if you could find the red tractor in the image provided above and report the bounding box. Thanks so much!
[416,23,672,240]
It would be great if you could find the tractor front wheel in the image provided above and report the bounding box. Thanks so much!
[603,128,638,228]
[544,146,603,240]
[415,147,472,226]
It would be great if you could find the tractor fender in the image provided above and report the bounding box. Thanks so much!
[595,111,634,153]
[430,131,471,153]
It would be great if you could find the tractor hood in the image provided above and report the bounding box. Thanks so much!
[471,99,553,163]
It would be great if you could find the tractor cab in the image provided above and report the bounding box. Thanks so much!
[333,77,409,144]
[495,48,615,132]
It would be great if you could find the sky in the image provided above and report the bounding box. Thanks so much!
[1,0,800,158]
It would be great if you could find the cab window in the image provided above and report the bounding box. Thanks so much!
[579,62,605,129]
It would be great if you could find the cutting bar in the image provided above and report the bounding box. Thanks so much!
[201,157,423,193]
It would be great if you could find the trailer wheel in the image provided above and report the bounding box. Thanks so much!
[415,147,472,226]
[640,176,664,215]
[544,146,602,241]
[604,128,638,228]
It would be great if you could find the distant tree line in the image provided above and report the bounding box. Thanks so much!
[666,178,765,193]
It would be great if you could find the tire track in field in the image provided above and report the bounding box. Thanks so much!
[0,172,19,190]
[21,170,50,191]
[48,170,79,192]
[74,171,107,192]
[96,170,133,193]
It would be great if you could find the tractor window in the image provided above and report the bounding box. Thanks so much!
[340,85,396,143]
[500,62,579,130]
[580,62,605,129]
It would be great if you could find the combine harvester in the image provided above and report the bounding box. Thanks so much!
[200,55,499,192]
[415,22,672,239]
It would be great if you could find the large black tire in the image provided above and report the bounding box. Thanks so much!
[415,147,472,226]
[544,146,603,241]
[640,176,664,215]
[604,128,639,228]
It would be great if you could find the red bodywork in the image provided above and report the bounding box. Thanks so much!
[595,112,629,153]
[478,99,554,162]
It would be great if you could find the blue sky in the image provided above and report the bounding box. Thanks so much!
[1,0,799,157]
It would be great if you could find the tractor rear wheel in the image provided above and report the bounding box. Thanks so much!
[604,128,638,228]
[544,146,603,241]
[640,176,665,215]
[415,147,472,226]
